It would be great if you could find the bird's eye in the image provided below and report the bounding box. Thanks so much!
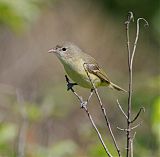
[62,47,67,51]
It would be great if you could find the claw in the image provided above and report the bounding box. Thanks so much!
[65,75,78,91]
[67,82,78,91]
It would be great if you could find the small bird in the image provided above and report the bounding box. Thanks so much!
[48,42,126,92]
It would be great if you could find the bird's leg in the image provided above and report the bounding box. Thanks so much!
[65,75,86,108]
[65,75,93,109]
[65,75,78,91]
[81,89,94,108]
[87,88,94,103]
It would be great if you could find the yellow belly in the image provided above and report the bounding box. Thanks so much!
[62,59,101,88]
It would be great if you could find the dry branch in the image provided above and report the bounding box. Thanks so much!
[65,75,113,157]
[125,12,148,157]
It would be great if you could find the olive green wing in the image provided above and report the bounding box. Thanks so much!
[85,63,127,92]
[82,54,127,92]
[85,63,111,84]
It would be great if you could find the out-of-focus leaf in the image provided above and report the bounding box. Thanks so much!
[0,123,17,144]
[28,140,78,157]
[25,103,42,121]
[42,84,74,118]
[153,9,160,43]
[50,140,78,157]
[88,141,118,157]
[151,97,160,143]
[0,0,41,31]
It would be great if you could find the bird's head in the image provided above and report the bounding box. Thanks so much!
[48,42,81,60]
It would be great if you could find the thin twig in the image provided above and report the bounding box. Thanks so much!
[125,11,135,157]
[130,121,142,130]
[83,106,113,157]
[117,99,128,119]
[125,11,134,65]
[125,12,148,157]
[130,107,145,123]
[117,121,142,131]
[130,18,149,68]
[83,64,122,157]
[130,132,136,157]
[117,127,127,132]
[65,75,113,157]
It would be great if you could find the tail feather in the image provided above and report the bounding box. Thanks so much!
[109,82,127,92]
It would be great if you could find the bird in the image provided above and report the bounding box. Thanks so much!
[48,42,126,92]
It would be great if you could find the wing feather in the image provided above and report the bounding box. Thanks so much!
[85,63,111,84]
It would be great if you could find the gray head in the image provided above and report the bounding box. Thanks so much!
[48,42,82,60]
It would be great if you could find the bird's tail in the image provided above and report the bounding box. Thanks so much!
[109,82,127,92]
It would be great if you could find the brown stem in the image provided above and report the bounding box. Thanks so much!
[83,64,122,157]
[125,12,148,157]
[125,12,134,157]
[83,106,113,157]
[117,99,128,119]
[65,75,113,157]
[131,132,136,157]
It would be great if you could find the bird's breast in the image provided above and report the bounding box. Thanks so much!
[62,58,101,88]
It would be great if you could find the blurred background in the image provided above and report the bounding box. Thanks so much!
[0,0,159,157]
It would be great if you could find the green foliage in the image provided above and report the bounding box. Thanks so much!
[0,0,41,32]
[41,84,74,118]
[29,140,78,157]
[0,123,17,156]
[88,141,118,157]
[151,97,160,144]
[25,103,43,121]
[50,140,78,157]
[88,144,108,157]
[94,0,160,45]
[132,76,159,110]
[0,123,17,144]
[96,0,159,19]
[153,9,160,42]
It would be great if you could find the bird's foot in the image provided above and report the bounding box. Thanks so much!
[65,75,78,91]
[67,82,78,91]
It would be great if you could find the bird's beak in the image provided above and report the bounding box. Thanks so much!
[48,48,57,53]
